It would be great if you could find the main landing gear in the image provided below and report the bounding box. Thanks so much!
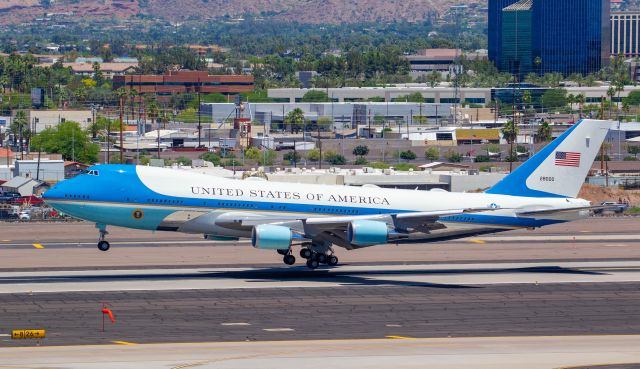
[299,244,338,270]
[96,224,110,251]
[276,244,339,269]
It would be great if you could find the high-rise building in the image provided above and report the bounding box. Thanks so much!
[611,12,640,56]
[489,0,611,76]
[488,0,520,72]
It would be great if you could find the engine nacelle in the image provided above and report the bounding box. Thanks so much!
[251,224,293,250]
[347,220,389,246]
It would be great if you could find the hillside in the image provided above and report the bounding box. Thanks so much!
[0,0,468,25]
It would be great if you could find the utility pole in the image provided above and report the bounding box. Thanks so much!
[197,78,202,148]
[119,95,124,164]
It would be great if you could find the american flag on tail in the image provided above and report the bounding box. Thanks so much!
[555,151,581,167]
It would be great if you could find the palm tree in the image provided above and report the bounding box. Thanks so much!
[576,93,586,119]
[286,108,305,134]
[567,93,576,116]
[501,120,519,172]
[536,121,552,143]
[607,86,616,119]
[10,111,28,155]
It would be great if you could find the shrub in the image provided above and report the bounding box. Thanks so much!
[444,150,462,163]
[425,147,439,161]
[399,150,417,161]
[354,157,368,165]
[474,155,491,163]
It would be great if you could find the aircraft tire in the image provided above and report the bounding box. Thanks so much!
[328,255,339,266]
[306,259,319,269]
[283,254,296,265]
[300,248,312,259]
[316,253,327,264]
[97,241,110,251]
[277,249,289,256]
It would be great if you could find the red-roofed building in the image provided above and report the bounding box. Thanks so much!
[113,70,254,94]
[0,148,15,166]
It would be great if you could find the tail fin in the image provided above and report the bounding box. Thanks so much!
[486,119,611,198]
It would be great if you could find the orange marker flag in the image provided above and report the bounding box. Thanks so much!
[102,307,116,323]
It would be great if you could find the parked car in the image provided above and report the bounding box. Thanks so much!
[0,192,21,203]
[593,201,630,214]
[10,195,45,206]
[18,210,31,221]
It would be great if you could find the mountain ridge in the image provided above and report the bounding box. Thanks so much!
[0,0,471,25]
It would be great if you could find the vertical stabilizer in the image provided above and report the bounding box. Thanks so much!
[485,119,611,198]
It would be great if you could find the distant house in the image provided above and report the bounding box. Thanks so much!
[37,62,138,79]
[455,129,502,145]
[418,162,472,172]
[0,148,15,167]
[1,176,50,196]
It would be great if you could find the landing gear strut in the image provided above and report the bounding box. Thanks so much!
[96,224,110,251]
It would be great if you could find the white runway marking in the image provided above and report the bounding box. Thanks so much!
[221,323,251,326]
[0,261,640,294]
[262,328,294,332]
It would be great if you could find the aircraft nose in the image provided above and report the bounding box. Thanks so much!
[43,181,67,200]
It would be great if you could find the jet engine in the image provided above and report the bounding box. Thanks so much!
[347,220,389,246]
[251,224,293,250]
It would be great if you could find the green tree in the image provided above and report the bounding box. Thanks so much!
[444,150,462,163]
[316,116,333,131]
[501,120,519,145]
[425,146,439,161]
[306,148,321,162]
[285,108,305,133]
[426,71,441,88]
[244,146,262,160]
[199,152,222,165]
[258,149,277,166]
[624,90,640,106]
[536,121,552,143]
[627,145,640,159]
[397,92,424,103]
[541,88,568,110]
[399,150,416,161]
[301,90,330,102]
[352,145,369,157]
[10,111,30,151]
[324,151,346,165]
[284,150,301,164]
[607,86,616,118]
[31,121,99,163]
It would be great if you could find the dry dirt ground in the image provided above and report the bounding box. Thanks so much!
[578,184,640,206]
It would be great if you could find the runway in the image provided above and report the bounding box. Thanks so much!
[1,217,640,368]
[1,336,640,369]
[1,261,640,346]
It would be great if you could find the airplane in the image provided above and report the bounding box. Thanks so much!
[43,119,611,269]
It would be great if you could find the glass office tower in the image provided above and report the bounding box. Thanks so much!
[501,0,533,77]
[488,0,520,71]
[489,0,611,76]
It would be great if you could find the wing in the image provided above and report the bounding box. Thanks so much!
[180,207,494,249]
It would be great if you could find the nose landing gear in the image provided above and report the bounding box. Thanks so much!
[96,224,110,251]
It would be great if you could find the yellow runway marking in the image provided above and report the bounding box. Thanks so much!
[31,244,44,249]
[1,240,11,242]
[111,341,137,345]
[385,335,416,340]
[468,239,486,244]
